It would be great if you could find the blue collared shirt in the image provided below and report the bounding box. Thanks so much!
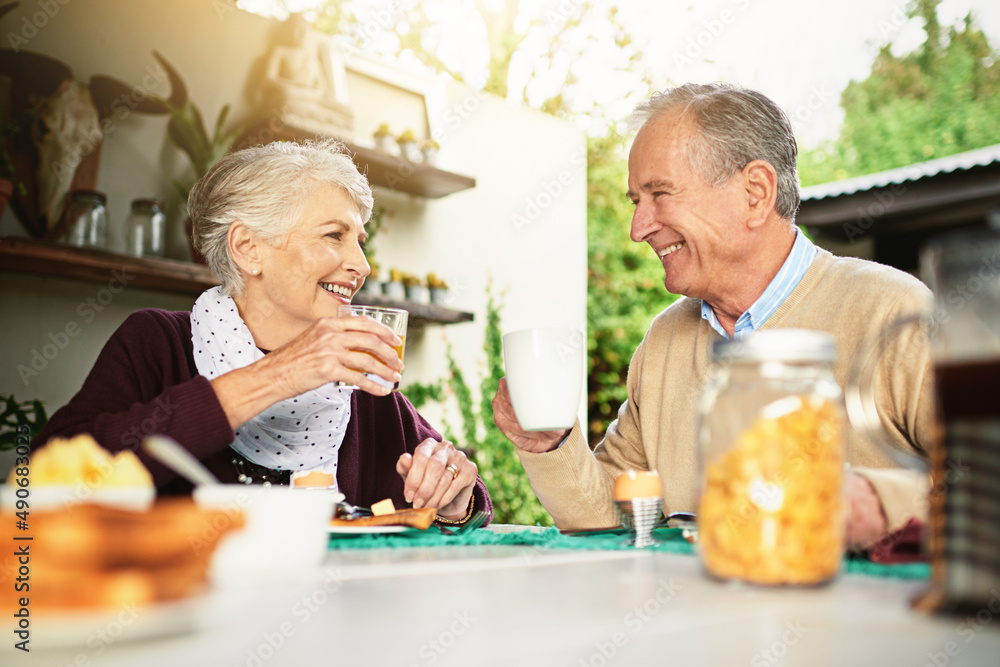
[701,229,817,339]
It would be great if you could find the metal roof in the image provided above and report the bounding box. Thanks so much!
[800,143,1000,201]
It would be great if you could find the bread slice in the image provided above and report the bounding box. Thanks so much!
[330,506,436,530]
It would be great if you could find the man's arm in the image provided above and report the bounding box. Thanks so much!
[849,281,935,546]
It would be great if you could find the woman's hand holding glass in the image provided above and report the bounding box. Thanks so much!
[210,314,402,431]
[259,314,403,398]
[335,306,408,391]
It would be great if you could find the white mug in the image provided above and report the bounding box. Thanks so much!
[502,328,585,431]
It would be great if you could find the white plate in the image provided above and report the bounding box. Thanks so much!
[328,524,423,536]
[0,484,155,512]
[2,595,205,652]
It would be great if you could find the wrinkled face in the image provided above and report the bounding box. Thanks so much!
[627,114,750,304]
[32,80,101,226]
[256,182,369,332]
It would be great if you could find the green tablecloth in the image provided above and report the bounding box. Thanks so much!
[328,526,931,581]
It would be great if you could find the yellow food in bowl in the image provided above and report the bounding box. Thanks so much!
[9,434,153,489]
[698,396,844,586]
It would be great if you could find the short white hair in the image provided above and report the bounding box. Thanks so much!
[629,83,800,221]
[189,139,374,297]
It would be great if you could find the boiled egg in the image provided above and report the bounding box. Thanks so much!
[613,469,663,501]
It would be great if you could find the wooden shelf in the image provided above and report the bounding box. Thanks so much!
[350,142,476,199]
[352,291,474,328]
[0,236,474,327]
[238,121,476,199]
[0,236,219,294]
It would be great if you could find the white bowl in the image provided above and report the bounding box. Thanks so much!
[193,484,341,586]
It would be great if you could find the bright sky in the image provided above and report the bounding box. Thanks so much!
[240,0,1000,148]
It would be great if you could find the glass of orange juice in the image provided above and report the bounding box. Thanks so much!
[335,305,408,391]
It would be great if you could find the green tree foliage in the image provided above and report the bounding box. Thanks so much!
[315,0,649,123]
[800,0,1000,185]
[585,132,678,444]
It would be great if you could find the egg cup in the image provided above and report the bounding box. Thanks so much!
[615,497,662,548]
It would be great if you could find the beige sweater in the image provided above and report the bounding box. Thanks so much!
[519,248,934,533]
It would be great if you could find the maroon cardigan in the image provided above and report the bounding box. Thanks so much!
[35,309,492,520]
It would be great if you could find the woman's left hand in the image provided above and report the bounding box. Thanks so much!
[396,439,477,519]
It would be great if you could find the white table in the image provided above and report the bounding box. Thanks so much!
[17,528,1000,667]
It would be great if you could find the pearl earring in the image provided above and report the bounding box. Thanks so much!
[251,269,259,276]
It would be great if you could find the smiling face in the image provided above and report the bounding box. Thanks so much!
[627,113,753,306]
[244,181,369,347]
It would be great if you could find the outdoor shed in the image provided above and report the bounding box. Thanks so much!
[799,144,1000,272]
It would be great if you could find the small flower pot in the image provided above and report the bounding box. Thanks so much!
[383,280,406,301]
[406,285,429,304]
[429,287,449,305]
[374,134,398,156]
[399,140,423,163]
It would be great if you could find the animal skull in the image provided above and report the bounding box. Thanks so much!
[0,2,188,239]
[31,79,102,226]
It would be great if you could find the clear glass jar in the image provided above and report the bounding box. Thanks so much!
[697,329,846,586]
[124,198,166,257]
[63,190,108,249]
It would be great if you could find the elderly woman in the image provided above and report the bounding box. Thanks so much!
[35,140,491,525]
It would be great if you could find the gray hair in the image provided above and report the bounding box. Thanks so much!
[188,138,374,297]
[629,83,800,220]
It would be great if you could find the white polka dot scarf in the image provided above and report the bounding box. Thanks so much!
[191,286,352,478]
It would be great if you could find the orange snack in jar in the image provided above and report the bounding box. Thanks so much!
[698,396,844,585]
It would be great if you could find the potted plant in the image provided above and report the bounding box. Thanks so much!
[421,138,439,166]
[403,272,428,304]
[427,272,449,305]
[384,268,406,300]
[397,129,422,163]
[373,123,397,155]
[160,98,242,196]
[0,394,47,451]
[155,92,243,263]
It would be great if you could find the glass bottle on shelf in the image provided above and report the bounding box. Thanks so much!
[124,198,167,257]
[62,190,108,249]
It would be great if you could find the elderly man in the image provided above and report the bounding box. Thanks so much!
[493,83,932,551]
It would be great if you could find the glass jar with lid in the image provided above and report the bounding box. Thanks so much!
[62,190,108,249]
[697,329,846,586]
[124,198,167,257]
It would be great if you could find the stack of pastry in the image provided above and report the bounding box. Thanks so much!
[1,435,243,610]
[1,499,243,610]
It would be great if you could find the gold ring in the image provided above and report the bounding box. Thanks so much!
[446,463,460,480]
